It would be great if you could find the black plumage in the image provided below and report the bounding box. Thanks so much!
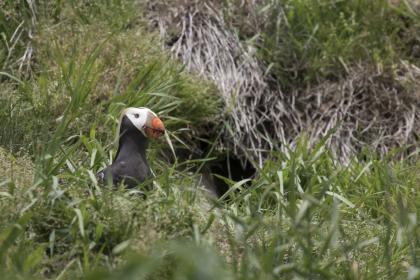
[97,108,164,188]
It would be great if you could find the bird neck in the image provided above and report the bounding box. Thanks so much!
[114,129,148,161]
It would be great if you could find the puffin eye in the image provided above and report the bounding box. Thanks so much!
[134,113,139,118]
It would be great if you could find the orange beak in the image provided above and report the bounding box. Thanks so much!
[145,117,165,139]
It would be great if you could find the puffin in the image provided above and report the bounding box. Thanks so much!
[97,107,165,188]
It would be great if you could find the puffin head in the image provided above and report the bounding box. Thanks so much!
[120,107,165,139]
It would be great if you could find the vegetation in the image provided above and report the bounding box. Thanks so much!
[0,0,419,279]
[151,0,420,163]
[258,0,420,86]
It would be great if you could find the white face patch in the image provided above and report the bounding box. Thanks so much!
[122,107,157,136]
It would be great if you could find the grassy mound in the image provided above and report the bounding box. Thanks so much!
[149,0,420,164]
[0,0,419,279]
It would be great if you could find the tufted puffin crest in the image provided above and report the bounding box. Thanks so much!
[97,107,165,188]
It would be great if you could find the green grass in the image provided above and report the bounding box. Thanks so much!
[0,0,419,279]
[257,0,420,89]
[1,134,418,279]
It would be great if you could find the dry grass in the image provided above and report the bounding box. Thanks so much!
[289,62,420,160]
[147,0,420,165]
[0,0,37,76]
[148,1,276,166]
[0,148,34,228]
[0,147,34,189]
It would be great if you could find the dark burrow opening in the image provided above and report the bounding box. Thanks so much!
[161,122,258,197]
[201,153,256,197]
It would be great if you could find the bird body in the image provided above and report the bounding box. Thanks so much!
[97,107,165,188]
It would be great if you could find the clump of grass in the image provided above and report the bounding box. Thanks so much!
[259,0,420,87]
[0,0,36,76]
